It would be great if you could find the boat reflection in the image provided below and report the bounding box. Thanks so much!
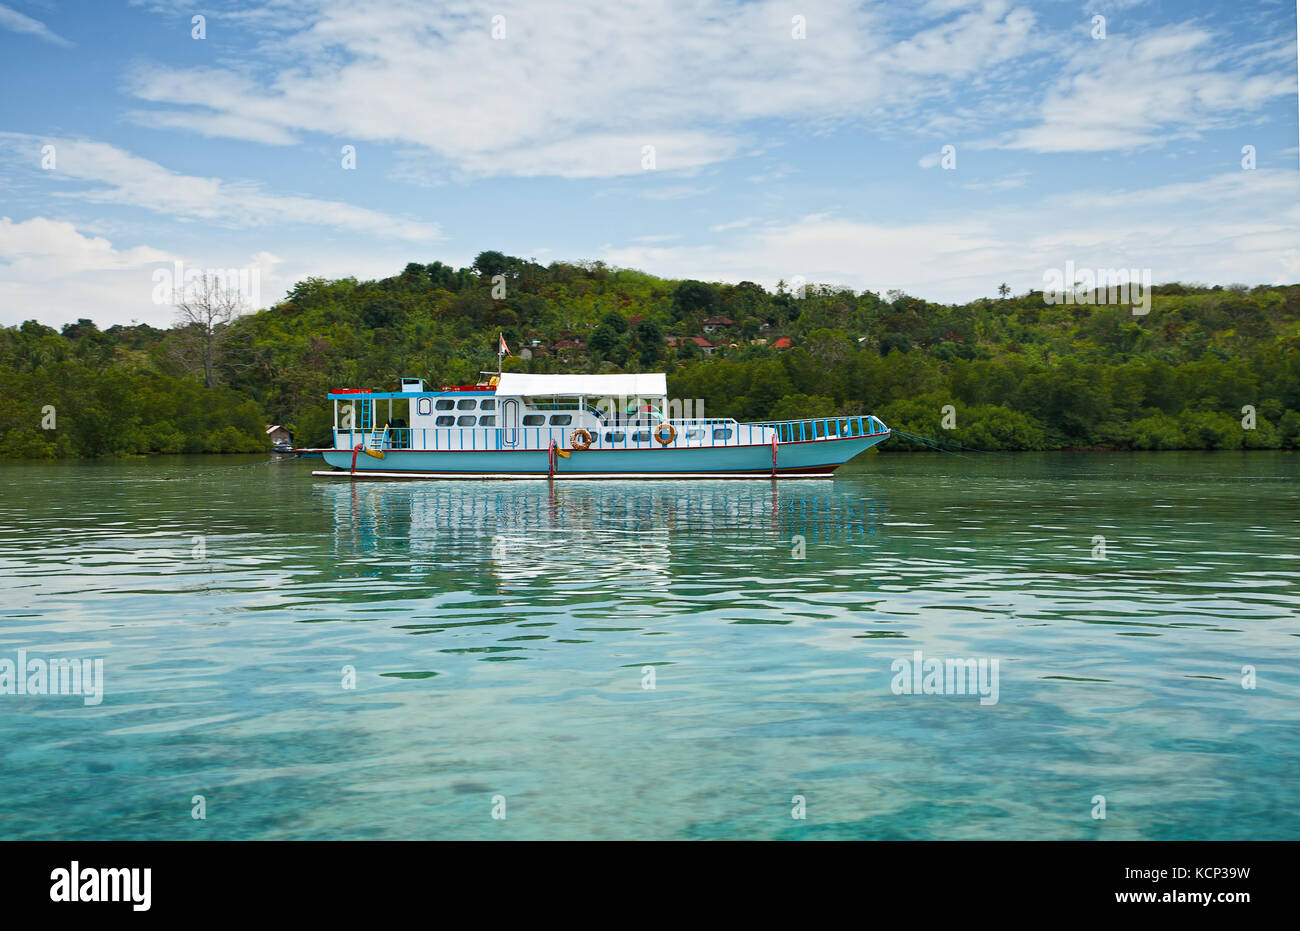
[316,479,885,588]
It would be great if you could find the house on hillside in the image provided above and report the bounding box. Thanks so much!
[702,316,734,334]
[666,335,715,356]
[772,337,793,350]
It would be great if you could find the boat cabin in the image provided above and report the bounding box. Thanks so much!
[329,372,766,452]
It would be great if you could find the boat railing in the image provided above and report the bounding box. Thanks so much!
[335,414,886,451]
[753,414,889,444]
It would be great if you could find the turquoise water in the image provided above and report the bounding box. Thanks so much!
[0,451,1296,840]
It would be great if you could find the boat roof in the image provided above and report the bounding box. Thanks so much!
[494,373,667,397]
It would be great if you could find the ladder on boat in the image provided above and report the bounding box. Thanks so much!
[362,423,389,460]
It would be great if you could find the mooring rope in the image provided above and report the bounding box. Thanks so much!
[890,430,1018,460]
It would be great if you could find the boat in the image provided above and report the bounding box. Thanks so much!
[312,372,890,480]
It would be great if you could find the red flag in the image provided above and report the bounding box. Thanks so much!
[499,333,509,355]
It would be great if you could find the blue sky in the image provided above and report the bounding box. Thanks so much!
[0,0,1297,327]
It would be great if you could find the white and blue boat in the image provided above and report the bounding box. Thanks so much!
[313,373,890,479]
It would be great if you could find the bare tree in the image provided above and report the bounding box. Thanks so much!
[172,273,246,388]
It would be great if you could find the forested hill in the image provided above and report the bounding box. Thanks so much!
[2,251,1298,457]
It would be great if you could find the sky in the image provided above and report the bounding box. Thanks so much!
[0,0,1297,328]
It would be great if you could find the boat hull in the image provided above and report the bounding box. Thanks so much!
[316,431,888,479]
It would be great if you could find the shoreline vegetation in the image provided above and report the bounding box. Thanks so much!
[3,252,1297,459]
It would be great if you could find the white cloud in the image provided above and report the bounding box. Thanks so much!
[885,0,1033,75]
[962,169,1030,191]
[0,216,170,275]
[1048,169,1295,211]
[997,25,1295,153]
[599,169,1300,301]
[127,110,299,146]
[0,133,439,241]
[638,183,716,201]
[122,0,1041,179]
[0,216,174,327]
[709,217,759,232]
[0,216,406,327]
[6,167,1295,328]
[466,133,739,181]
[0,3,71,46]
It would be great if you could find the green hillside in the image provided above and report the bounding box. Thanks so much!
[3,252,1298,457]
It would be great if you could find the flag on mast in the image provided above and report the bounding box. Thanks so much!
[499,333,509,356]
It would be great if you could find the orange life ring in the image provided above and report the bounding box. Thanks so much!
[654,421,676,446]
[570,428,593,450]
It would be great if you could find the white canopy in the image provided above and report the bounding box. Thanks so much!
[494,373,667,398]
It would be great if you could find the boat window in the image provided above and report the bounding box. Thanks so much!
[632,431,651,443]
[457,398,477,410]
[531,398,579,411]
[435,416,455,427]
[686,429,705,440]
[417,398,433,415]
[713,428,733,441]
[479,399,496,411]
[604,432,625,443]
[457,415,476,426]
[549,414,572,426]
[479,415,495,426]
[435,399,455,410]
[522,415,545,426]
